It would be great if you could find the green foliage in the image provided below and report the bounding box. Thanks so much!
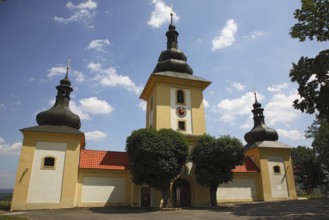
[305,117,329,172]
[290,0,329,42]
[191,135,244,187]
[291,146,324,190]
[311,120,329,170]
[289,50,329,121]
[0,195,11,211]
[191,134,244,206]
[126,128,188,190]
[289,1,329,122]
[289,1,329,180]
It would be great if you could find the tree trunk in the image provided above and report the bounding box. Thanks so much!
[161,187,172,208]
[210,184,219,207]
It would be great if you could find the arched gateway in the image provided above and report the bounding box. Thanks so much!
[172,179,190,207]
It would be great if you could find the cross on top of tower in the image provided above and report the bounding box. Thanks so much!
[170,4,173,24]
[65,58,71,79]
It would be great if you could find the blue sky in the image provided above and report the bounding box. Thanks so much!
[0,0,328,189]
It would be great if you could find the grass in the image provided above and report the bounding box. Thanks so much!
[0,195,11,212]
[0,195,29,219]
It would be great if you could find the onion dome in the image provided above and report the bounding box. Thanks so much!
[244,93,278,144]
[36,62,81,130]
[153,11,193,75]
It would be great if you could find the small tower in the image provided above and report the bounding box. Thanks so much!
[244,93,297,201]
[11,61,85,211]
[140,12,211,145]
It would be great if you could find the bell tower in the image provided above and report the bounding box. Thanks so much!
[140,13,211,144]
[244,93,297,201]
[11,61,85,211]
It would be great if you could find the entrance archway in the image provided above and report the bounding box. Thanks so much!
[172,179,190,207]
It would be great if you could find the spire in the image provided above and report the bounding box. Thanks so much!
[166,6,178,49]
[65,58,71,79]
[36,59,81,130]
[152,10,193,75]
[170,4,174,25]
[244,93,278,144]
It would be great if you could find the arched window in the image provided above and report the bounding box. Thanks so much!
[273,165,281,174]
[42,156,56,169]
[176,90,185,104]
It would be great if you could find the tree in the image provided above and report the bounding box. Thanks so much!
[290,0,329,42]
[125,128,188,208]
[305,117,329,171]
[291,146,324,192]
[289,0,329,122]
[191,135,244,206]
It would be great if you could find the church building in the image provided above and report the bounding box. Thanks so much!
[10,16,297,211]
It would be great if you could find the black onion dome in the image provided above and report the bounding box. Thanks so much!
[36,68,81,130]
[152,14,193,75]
[244,95,278,144]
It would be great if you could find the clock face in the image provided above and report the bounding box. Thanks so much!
[176,107,186,118]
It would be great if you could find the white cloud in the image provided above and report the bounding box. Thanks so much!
[90,63,143,95]
[265,92,300,126]
[148,0,179,28]
[267,83,289,92]
[227,81,246,92]
[66,0,97,10]
[212,19,237,51]
[54,0,97,28]
[88,62,102,72]
[74,70,85,82]
[85,130,107,141]
[70,101,91,120]
[244,31,266,40]
[203,98,209,108]
[277,129,304,140]
[86,39,110,52]
[48,97,113,121]
[232,82,246,91]
[0,137,21,154]
[79,97,114,114]
[47,66,66,78]
[214,92,262,123]
[138,101,146,111]
[239,115,253,130]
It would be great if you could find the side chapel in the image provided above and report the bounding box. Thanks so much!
[10,16,297,211]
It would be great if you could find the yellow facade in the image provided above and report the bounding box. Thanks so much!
[11,130,84,211]
[140,73,210,138]
[245,146,297,201]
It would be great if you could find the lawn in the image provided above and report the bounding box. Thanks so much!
[0,195,28,219]
[0,195,11,212]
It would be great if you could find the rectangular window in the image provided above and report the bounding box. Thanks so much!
[273,165,281,174]
[178,121,186,131]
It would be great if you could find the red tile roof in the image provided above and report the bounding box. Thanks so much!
[232,156,259,173]
[79,150,258,173]
[79,149,130,170]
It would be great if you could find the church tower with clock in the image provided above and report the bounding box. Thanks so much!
[140,13,211,144]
